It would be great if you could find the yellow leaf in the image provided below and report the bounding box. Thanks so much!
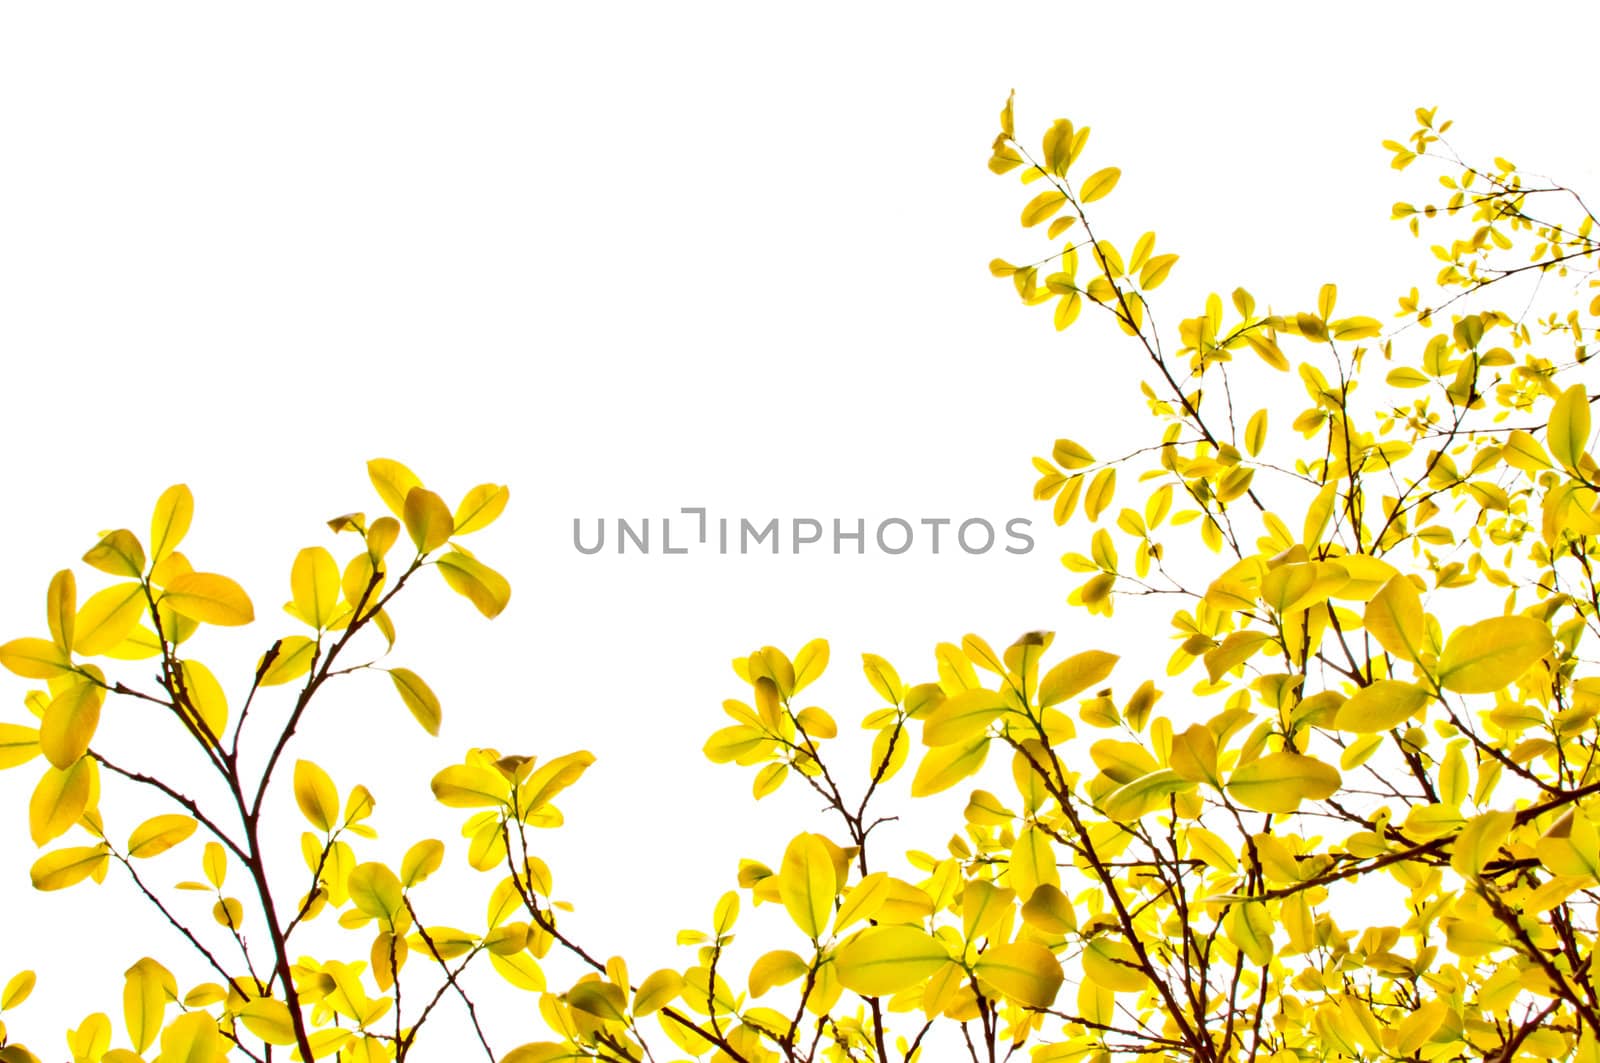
[29,758,97,846]
[430,763,508,808]
[149,485,194,565]
[47,569,76,655]
[290,547,340,629]
[921,689,1009,746]
[519,750,594,812]
[293,759,339,832]
[1437,616,1553,694]
[123,957,175,1054]
[749,950,808,997]
[202,841,226,888]
[1451,810,1514,878]
[257,635,315,687]
[973,941,1062,1008]
[911,735,990,797]
[0,723,42,771]
[1225,752,1340,813]
[634,969,682,1016]
[1,971,36,1011]
[0,638,72,680]
[156,1010,226,1063]
[40,680,103,769]
[128,815,197,859]
[1008,824,1059,900]
[1139,253,1178,290]
[435,551,511,619]
[29,845,108,891]
[1330,316,1382,340]
[834,926,949,997]
[1548,383,1591,471]
[348,862,404,922]
[73,582,147,657]
[1081,937,1146,992]
[1079,166,1120,203]
[238,998,297,1046]
[861,653,904,704]
[403,487,455,553]
[1084,467,1116,521]
[367,458,423,520]
[453,484,510,536]
[178,659,227,742]
[1021,190,1067,228]
[83,530,146,579]
[1038,650,1117,708]
[401,839,445,886]
[388,667,441,736]
[835,872,891,931]
[1334,681,1430,733]
[162,573,254,627]
[1364,576,1425,663]
[778,833,836,940]
[1019,883,1075,933]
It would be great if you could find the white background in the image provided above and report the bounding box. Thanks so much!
[1,3,1597,1058]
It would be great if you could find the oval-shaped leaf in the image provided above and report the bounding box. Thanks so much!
[1437,616,1554,694]
[834,926,950,997]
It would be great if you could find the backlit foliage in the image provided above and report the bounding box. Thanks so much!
[5,95,1600,1062]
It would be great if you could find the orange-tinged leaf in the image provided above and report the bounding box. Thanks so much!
[162,573,254,627]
